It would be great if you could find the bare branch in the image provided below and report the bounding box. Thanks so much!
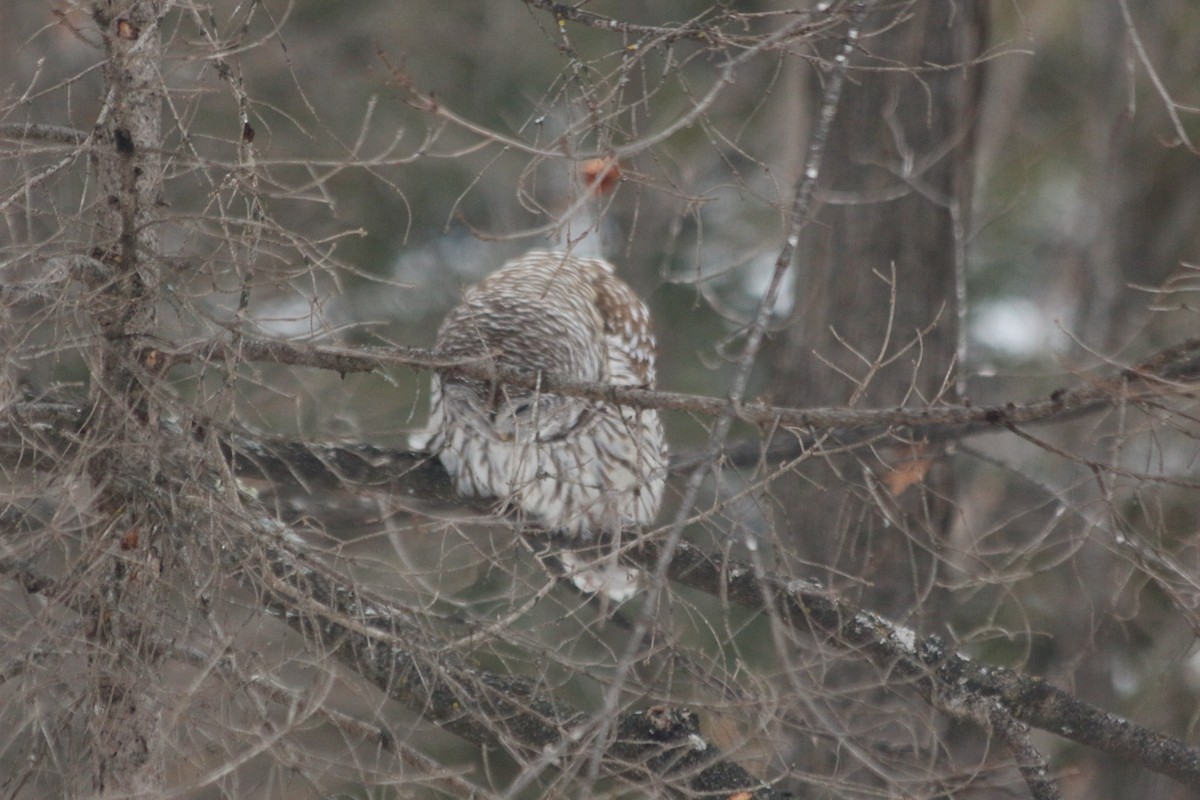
[649,539,1200,792]
[243,523,793,798]
[986,705,1060,800]
[1116,0,1197,152]
[159,334,1200,438]
[520,0,834,50]
[0,123,89,145]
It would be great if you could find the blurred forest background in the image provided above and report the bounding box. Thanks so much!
[3,1,1200,798]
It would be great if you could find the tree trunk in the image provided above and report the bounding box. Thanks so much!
[82,1,169,794]
[765,2,985,614]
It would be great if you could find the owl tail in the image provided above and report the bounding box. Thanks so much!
[559,549,640,604]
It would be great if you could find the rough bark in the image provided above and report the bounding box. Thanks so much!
[81,1,170,794]
[764,0,986,611]
[758,1,987,787]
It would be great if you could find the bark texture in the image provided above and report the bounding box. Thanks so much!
[83,1,170,794]
[765,0,986,609]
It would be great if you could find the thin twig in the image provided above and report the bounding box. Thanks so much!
[385,12,826,163]
[1115,0,1196,152]
[0,123,89,145]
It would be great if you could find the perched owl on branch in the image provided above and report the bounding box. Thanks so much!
[427,247,667,601]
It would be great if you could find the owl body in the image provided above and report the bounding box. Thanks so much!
[429,249,666,552]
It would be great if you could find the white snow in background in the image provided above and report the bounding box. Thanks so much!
[249,295,330,340]
[740,251,796,318]
[971,297,1064,359]
[1110,654,1139,698]
[1183,648,1200,693]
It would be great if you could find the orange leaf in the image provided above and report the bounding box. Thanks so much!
[580,158,621,196]
[882,444,932,497]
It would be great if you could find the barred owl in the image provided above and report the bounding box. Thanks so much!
[427,249,667,600]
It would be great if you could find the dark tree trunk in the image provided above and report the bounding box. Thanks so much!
[765,2,986,614]
[758,4,987,786]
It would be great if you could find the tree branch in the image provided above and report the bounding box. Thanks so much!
[0,122,89,145]
[986,703,1060,800]
[649,539,1200,792]
[0,532,790,799]
[7,335,1200,499]
[160,333,1200,439]
[519,0,834,50]
[9,491,1198,792]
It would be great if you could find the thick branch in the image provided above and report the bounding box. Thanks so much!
[1,531,789,798]
[986,703,1060,800]
[651,539,1200,792]
[8,497,1197,792]
[215,523,800,797]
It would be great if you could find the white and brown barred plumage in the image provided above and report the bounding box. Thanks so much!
[427,249,667,598]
